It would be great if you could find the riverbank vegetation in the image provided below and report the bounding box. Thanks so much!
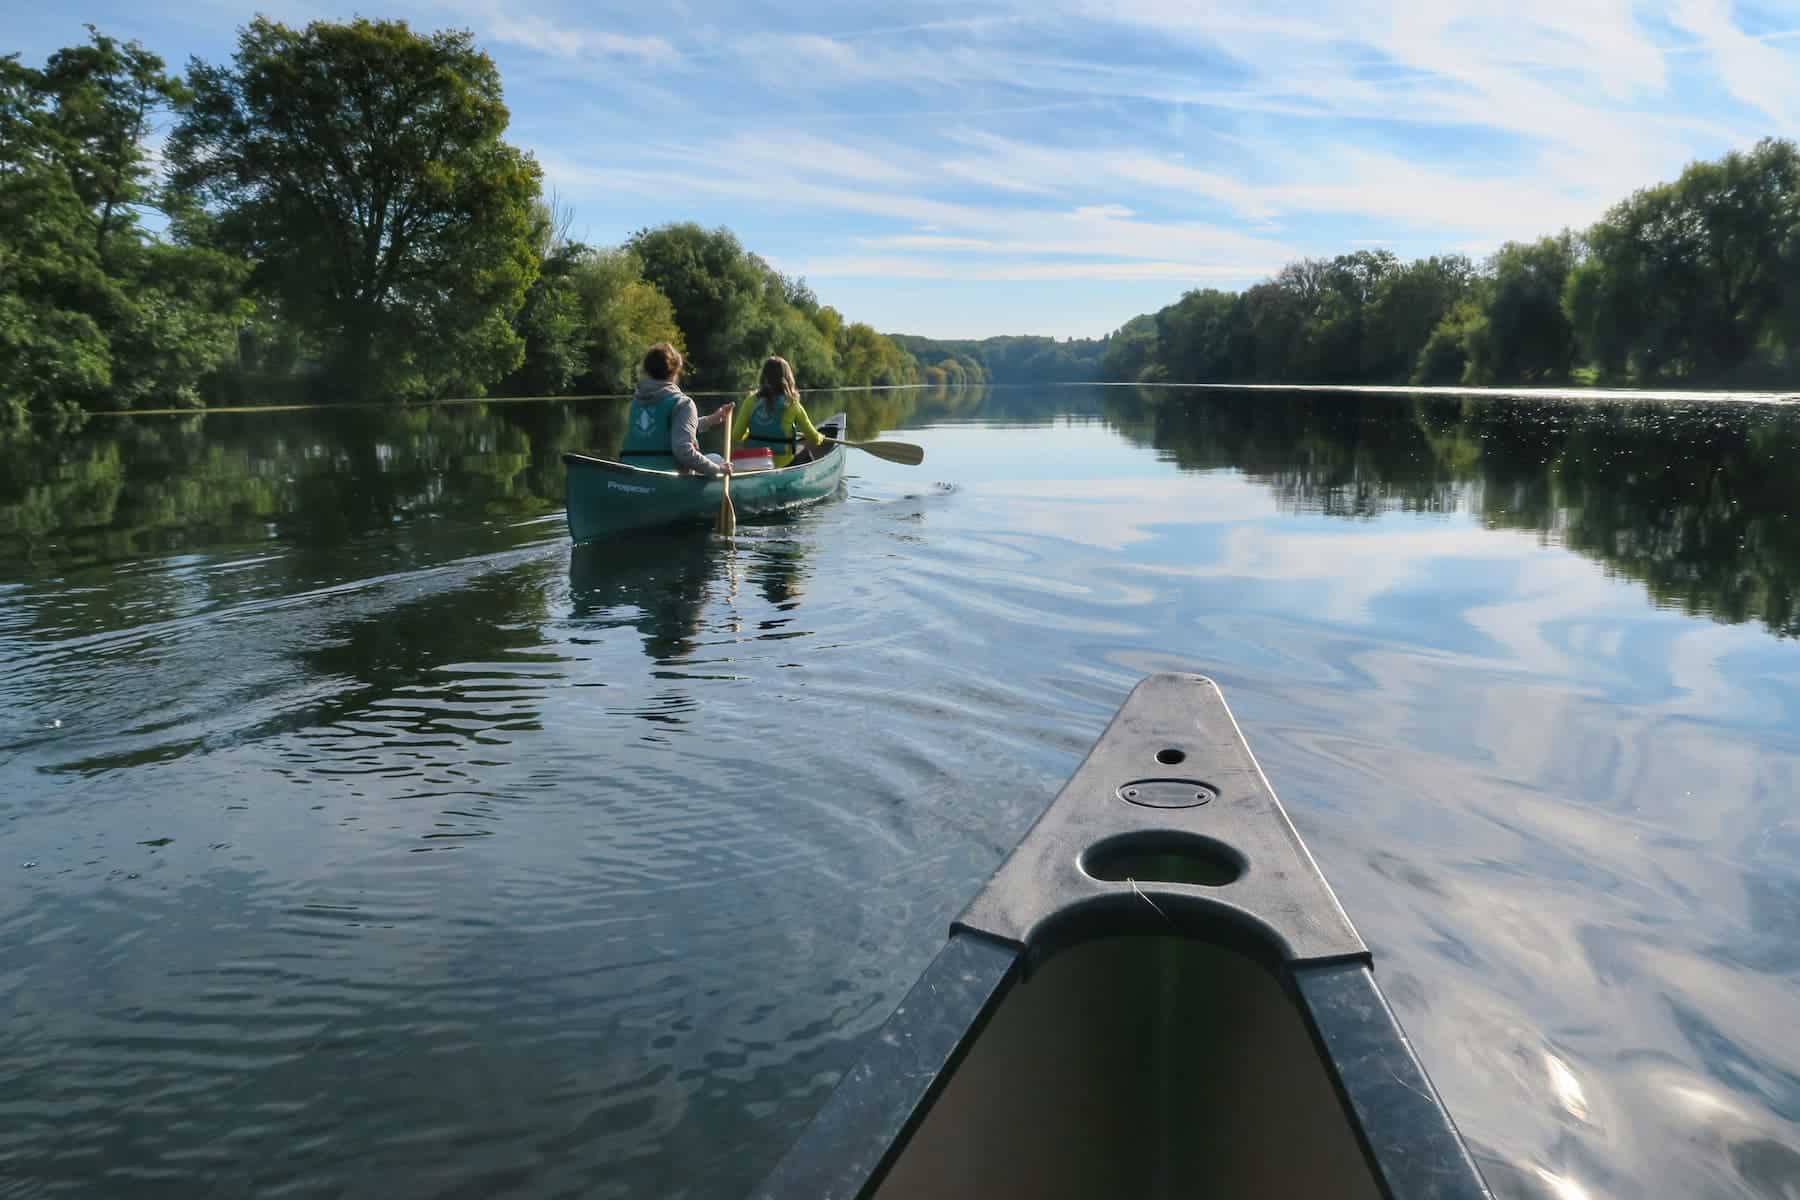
[1105,140,1800,390]
[0,20,980,427]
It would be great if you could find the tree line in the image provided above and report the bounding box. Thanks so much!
[0,19,970,428]
[1105,140,1800,390]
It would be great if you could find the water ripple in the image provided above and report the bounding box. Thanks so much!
[5,395,1800,1198]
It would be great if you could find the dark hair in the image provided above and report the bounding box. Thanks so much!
[641,342,683,381]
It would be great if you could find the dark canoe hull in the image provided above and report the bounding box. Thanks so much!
[561,414,847,542]
[753,675,1493,1200]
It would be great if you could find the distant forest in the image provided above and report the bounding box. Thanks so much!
[1104,139,1800,390]
[889,335,1107,386]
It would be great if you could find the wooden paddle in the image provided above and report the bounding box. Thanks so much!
[815,434,924,466]
[718,407,736,536]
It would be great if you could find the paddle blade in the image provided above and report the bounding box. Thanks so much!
[848,438,924,466]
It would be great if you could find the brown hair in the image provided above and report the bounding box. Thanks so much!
[756,356,799,407]
[641,342,683,382]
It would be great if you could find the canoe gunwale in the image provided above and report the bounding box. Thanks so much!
[560,413,849,480]
[746,933,1018,1200]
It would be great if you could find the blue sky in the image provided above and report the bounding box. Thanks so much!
[10,1,1800,338]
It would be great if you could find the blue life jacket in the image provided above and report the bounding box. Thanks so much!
[746,397,794,445]
[622,390,679,456]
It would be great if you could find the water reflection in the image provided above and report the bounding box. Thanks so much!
[5,385,1800,1200]
[1104,387,1800,637]
[570,534,723,664]
[0,387,959,573]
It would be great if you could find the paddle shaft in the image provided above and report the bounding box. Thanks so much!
[718,407,735,535]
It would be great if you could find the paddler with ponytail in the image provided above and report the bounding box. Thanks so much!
[732,356,825,468]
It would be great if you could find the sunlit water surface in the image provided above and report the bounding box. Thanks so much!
[3,385,1798,1198]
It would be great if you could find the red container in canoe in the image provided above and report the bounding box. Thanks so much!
[731,447,775,472]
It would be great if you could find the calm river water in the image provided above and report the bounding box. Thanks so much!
[2,384,1798,1199]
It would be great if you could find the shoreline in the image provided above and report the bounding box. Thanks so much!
[63,378,1800,421]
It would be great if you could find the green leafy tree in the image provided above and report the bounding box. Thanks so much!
[1469,236,1579,383]
[1566,138,1800,380]
[0,31,245,422]
[1234,282,1306,381]
[503,200,585,395]
[36,26,185,267]
[169,16,542,401]
[0,75,114,424]
[1411,299,1489,384]
[810,304,845,348]
[1102,314,1161,381]
[745,301,839,389]
[109,243,253,408]
[626,223,775,390]
[835,321,913,387]
[1156,288,1237,381]
[569,248,684,394]
[1298,250,1399,382]
[1364,255,1476,381]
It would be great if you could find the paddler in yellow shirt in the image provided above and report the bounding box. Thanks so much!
[732,356,826,468]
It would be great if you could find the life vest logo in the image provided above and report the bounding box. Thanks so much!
[636,408,655,432]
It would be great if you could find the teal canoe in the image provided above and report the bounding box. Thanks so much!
[561,413,848,542]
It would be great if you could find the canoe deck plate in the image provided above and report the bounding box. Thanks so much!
[954,673,1369,965]
[1116,777,1216,808]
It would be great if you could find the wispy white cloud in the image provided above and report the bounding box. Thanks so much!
[463,5,676,62]
[935,132,1281,219]
[858,235,999,251]
[1671,0,1800,126]
[1262,147,1618,238]
[790,255,1275,282]
[543,147,1295,265]
[707,131,921,187]
[727,30,995,92]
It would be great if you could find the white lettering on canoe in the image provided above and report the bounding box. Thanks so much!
[605,481,654,494]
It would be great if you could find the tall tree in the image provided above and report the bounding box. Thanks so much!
[1364,255,1475,381]
[1567,138,1800,380]
[1156,288,1237,381]
[0,32,245,422]
[1471,235,1579,383]
[627,223,777,390]
[1410,299,1488,385]
[1101,315,1161,381]
[169,17,541,400]
[1235,282,1306,381]
[568,248,684,394]
[503,200,586,395]
[36,27,184,267]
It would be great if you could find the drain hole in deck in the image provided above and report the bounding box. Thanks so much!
[1156,748,1186,765]
[1083,833,1243,888]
